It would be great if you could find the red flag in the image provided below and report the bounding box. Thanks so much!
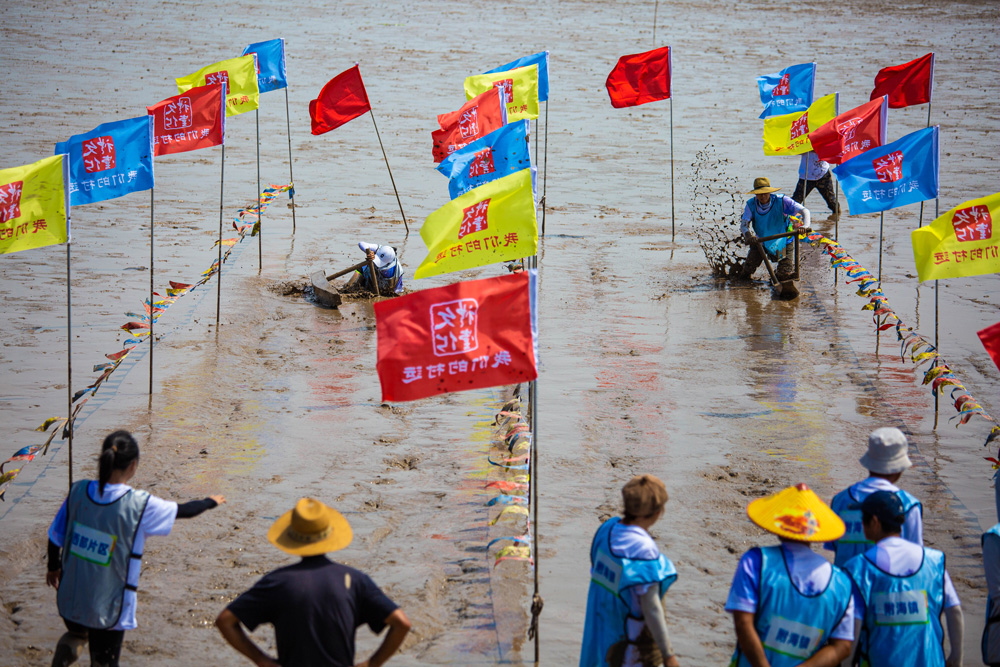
[809,96,887,165]
[870,53,934,109]
[146,83,225,156]
[375,272,537,402]
[605,46,671,108]
[431,89,507,163]
[978,321,1000,373]
[309,65,372,135]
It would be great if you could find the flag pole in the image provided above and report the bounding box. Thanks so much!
[652,0,659,45]
[256,109,262,273]
[541,100,549,237]
[368,109,409,235]
[669,96,675,242]
[917,103,931,229]
[877,211,884,284]
[834,179,839,289]
[933,195,940,428]
[66,241,73,492]
[149,188,154,395]
[217,144,225,325]
[284,87,296,233]
[529,253,542,665]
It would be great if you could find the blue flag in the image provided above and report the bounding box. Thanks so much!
[436,120,534,200]
[242,38,287,93]
[484,51,549,102]
[758,62,816,118]
[833,126,940,216]
[55,116,154,206]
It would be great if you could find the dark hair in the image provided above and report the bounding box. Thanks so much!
[98,430,140,495]
[861,509,903,534]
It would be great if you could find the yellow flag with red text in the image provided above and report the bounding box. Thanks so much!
[0,154,69,255]
[763,93,838,156]
[911,192,1000,282]
[177,55,259,116]
[464,65,539,122]
[415,169,537,279]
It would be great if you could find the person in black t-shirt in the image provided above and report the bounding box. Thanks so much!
[216,498,410,667]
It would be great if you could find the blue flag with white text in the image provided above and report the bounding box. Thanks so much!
[55,116,154,206]
[758,62,816,118]
[436,120,534,200]
[484,51,550,102]
[833,126,939,216]
[242,38,287,93]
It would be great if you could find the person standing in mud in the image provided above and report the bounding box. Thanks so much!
[580,474,680,667]
[347,241,404,295]
[216,497,411,667]
[45,430,225,667]
[825,427,923,567]
[738,176,811,282]
[843,491,964,667]
[791,152,840,219]
[725,483,854,667]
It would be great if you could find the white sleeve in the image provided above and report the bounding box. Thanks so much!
[903,505,923,546]
[831,594,856,640]
[943,570,961,609]
[358,241,378,253]
[140,495,178,537]
[740,201,753,235]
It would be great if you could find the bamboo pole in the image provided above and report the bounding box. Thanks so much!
[368,110,409,235]
[284,86,296,233]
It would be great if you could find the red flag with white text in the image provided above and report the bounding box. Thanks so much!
[146,83,225,156]
[432,88,508,163]
[375,272,537,402]
[809,96,887,165]
[870,53,934,109]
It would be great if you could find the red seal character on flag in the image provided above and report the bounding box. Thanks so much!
[492,78,514,103]
[431,299,479,356]
[773,73,791,96]
[790,113,809,140]
[164,97,193,131]
[0,181,23,223]
[205,70,230,93]
[874,151,904,183]
[952,205,992,243]
[458,199,490,239]
[469,149,496,178]
[838,117,864,142]
[82,136,116,173]
[459,108,479,139]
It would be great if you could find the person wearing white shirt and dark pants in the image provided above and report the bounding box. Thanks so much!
[792,152,840,219]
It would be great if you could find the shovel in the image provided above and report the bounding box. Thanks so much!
[749,235,787,297]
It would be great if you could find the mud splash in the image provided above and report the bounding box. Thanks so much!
[692,145,747,278]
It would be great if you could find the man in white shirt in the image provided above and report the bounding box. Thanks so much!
[792,152,840,219]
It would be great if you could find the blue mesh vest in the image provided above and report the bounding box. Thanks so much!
[747,195,792,258]
[57,480,150,629]
[730,546,853,667]
[579,518,677,667]
[830,485,921,567]
[844,546,946,667]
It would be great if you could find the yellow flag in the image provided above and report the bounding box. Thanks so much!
[763,93,838,156]
[177,55,259,116]
[464,65,539,122]
[415,169,537,279]
[0,155,69,255]
[911,192,1000,282]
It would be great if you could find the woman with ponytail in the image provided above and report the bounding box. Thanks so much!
[44,430,226,667]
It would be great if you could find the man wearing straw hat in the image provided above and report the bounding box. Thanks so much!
[826,427,923,567]
[215,498,411,667]
[737,176,811,281]
[725,483,854,666]
[843,490,964,667]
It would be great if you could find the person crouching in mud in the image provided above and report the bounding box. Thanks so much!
[346,241,404,295]
[737,177,811,282]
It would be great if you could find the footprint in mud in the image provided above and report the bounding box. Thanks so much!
[360,496,385,512]
[384,454,420,470]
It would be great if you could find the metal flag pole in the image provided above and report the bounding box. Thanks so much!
[256,109,262,273]
[66,241,73,492]
[368,109,409,236]
[933,195,940,427]
[918,102,932,230]
[877,211,884,284]
[669,96,675,242]
[653,0,659,45]
[217,144,225,325]
[527,253,542,665]
[834,179,840,288]
[541,100,549,237]
[284,87,296,233]
[149,188,154,395]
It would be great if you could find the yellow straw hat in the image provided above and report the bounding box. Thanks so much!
[746,483,845,542]
[268,497,353,556]
[746,176,781,195]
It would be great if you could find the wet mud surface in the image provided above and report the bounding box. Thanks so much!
[1,0,999,664]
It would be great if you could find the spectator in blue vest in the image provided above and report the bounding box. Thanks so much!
[826,427,923,567]
[982,469,1000,665]
[844,490,963,667]
[738,176,811,282]
[726,483,854,667]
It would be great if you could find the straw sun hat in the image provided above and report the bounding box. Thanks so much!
[746,483,845,542]
[268,498,353,556]
[746,177,781,195]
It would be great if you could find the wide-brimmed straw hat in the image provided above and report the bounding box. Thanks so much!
[858,427,912,475]
[746,483,845,542]
[746,177,781,195]
[268,498,353,556]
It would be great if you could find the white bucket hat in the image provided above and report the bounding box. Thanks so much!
[858,427,912,474]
